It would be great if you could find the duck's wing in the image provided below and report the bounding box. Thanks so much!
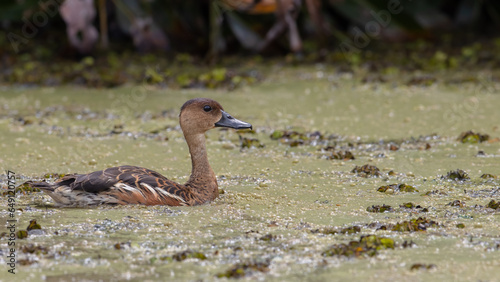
[33,165,189,206]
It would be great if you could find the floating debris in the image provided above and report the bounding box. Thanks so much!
[443,169,470,181]
[27,219,42,231]
[16,230,28,239]
[457,131,489,143]
[328,150,355,160]
[259,234,277,242]
[2,182,41,196]
[318,225,362,235]
[21,244,49,255]
[447,200,465,208]
[410,263,436,271]
[480,174,497,179]
[366,204,393,213]
[321,235,394,258]
[399,202,428,212]
[216,261,270,278]
[423,190,448,196]
[172,250,207,261]
[377,184,418,193]
[270,130,323,147]
[486,200,500,210]
[240,137,265,149]
[402,240,417,248]
[352,164,382,177]
[391,217,440,232]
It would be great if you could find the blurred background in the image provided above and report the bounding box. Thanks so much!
[1,0,500,88]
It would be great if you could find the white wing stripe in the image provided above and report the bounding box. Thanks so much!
[155,187,186,203]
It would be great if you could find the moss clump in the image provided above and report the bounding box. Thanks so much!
[391,217,439,232]
[321,235,394,258]
[486,200,500,210]
[216,261,270,278]
[328,150,355,160]
[377,184,418,193]
[352,164,381,177]
[172,250,207,261]
[366,204,393,213]
[443,169,470,181]
[457,131,489,143]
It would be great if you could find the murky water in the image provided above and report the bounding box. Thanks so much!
[1,69,499,281]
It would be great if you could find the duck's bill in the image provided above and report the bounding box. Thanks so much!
[215,110,252,130]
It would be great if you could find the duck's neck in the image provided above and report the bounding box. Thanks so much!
[184,133,218,202]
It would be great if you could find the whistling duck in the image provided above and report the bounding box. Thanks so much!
[30,98,252,206]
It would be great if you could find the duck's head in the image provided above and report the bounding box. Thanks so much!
[179,98,252,135]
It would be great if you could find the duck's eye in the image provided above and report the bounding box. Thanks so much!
[203,105,212,112]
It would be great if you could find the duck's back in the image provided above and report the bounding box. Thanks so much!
[32,165,189,206]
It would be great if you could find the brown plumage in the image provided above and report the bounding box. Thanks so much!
[29,98,252,207]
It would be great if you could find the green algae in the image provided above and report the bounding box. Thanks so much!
[0,69,500,281]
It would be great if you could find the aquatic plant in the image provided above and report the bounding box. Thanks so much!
[352,164,382,178]
[457,131,489,143]
[322,235,394,258]
[366,204,393,213]
[377,184,418,193]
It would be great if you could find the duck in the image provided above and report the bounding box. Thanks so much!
[29,98,252,206]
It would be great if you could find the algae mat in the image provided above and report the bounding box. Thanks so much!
[0,74,499,281]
